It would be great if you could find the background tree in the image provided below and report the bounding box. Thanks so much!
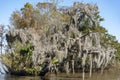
[0,24,7,55]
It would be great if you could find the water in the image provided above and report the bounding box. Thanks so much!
[1,69,120,80]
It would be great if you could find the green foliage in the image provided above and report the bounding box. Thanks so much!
[3,41,37,75]
[20,43,33,60]
[21,2,33,11]
[51,57,59,64]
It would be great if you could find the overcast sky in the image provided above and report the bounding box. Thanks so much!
[0,0,120,42]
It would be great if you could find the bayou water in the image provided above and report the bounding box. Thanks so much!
[1,69,120,80]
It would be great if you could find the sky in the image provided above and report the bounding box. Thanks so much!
[0,0,120,42]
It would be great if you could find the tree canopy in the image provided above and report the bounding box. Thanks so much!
[10,1,120,59]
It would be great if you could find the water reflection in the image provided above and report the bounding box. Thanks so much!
[1,69,120,80]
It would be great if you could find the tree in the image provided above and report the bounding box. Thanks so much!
[5,1,120,77]
[10,2,36,29]
[0,24,6,55]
